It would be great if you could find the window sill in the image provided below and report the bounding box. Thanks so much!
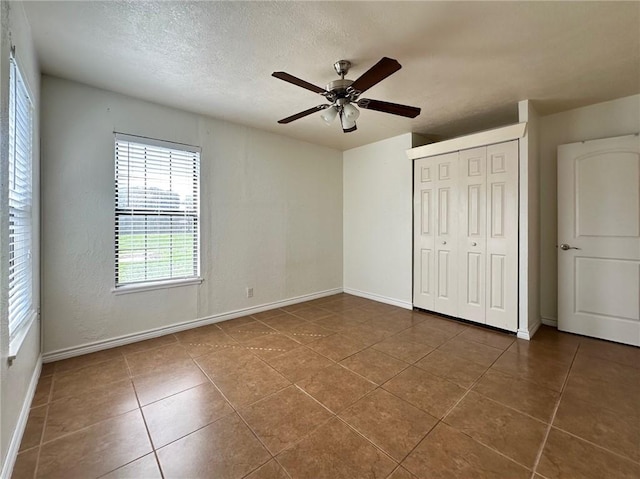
[112,277,203,295]
[8,311,38,365]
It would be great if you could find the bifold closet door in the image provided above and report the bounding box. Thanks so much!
[413,152,458,313]
[485,141,518,330]
[458,147,487,323]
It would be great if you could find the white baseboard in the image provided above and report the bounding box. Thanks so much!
[1,356,42,479]
[343,288,413,310]
[43,288,343,363]
[541,316,558,327]
[517,319,542,341]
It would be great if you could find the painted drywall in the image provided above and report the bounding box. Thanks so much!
[539,94,640,323]
[343,133,426,307]
[0,1,41,473]
[41,76,342,355]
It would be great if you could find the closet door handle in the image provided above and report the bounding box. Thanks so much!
[442,241,447,245]
[471,242,477,246]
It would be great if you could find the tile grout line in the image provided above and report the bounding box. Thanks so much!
[528,342,580,479]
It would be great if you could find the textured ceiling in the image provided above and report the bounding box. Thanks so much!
[22,1,640,151]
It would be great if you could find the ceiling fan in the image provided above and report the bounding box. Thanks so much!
[272,57,421,133]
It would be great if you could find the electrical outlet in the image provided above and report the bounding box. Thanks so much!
[246,287,254,298]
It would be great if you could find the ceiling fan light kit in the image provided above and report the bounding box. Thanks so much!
[272,57,421,133]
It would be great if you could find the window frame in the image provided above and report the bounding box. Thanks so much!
[113,133,202,291]
[7,50,36,349]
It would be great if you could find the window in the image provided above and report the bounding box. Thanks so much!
[8,53,34,342]
[114,134,200,288]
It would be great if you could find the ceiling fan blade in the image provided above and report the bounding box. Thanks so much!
[272,71,326,95]
[357,98,421,118]
[277,105,329,124]
[349,57,402,95]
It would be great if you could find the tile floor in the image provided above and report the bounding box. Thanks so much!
[12,293,640,479]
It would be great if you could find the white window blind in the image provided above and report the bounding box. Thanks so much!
[8,53,34,342]
[114,134,200,287]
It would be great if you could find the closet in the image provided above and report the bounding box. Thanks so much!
[412,140,519,331]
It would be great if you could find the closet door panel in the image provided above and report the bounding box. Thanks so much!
[485,140,519,331]
[434,153,459,316]
[413,157,436,310]
[458,147,487,323]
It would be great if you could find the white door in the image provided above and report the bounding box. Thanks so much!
[413,156,436,310]
[458,147,487,323]
[413,152,459,315]
[558,135,640,346]
[434,153,459,316]
[485,141,519,331]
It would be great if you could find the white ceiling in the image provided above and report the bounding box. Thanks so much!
[23,1,640,151]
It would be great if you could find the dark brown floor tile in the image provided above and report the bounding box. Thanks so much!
[437,337,503,367]
[101,453,162,479]
[457,326,515,350]
[472,369,559,422]
[340,348,408,385]
[394,324,456,348]
[444,391,547,468]
[125,343,191,376]
[383,366,465,418]
[143,382,234,448]
[31,375,53,407]
[578,337,640,368]
[240,385,333,454]
[195,345,258,379]
[51,357,129,401]
[372,336,435,363]
[251,308,288,320]
[418,315,468,335]
[11,447,39,479]
[132,359,208,406]
[554,390,640,462]
[339,389,437,461]
[216,315,257,331]
[174,326,238,358]
[308,334,369,361]
[277,418,397,479]
[507,338,575,366]
[386,466,419,479]
[202,351,291,408]
[263,346,334,383]
[36,410,152,479]
[174,323,222,341]
[257,313,306,331]
[245,460,289,479]
[403,423,530,479]
[44,379,138,443]
[19,406,47,451]
[563,371,640,418]
[242,333,301,359]
[491,351,570,392]
[296,364,376,413]
[282,322,335,344]
[157,413,270,479]
[537,428,640,479]
[53,348,124,374]
[570,352,640,388]
[415,349,488,388]
[117,334,177,355]
[530,326,580,355]
[291,305,335,321]
[341,323,394,345]
[312,313,361,331]
[40,362,56,377]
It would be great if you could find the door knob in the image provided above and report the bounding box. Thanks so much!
[442,241,447,245]
[559,243,580,251]
[471,242,477,246]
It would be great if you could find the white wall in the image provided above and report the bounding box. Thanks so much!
[0,1,41,474]
[343,133,425,307]
[539,94,640,323]
[41,76,343,355]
